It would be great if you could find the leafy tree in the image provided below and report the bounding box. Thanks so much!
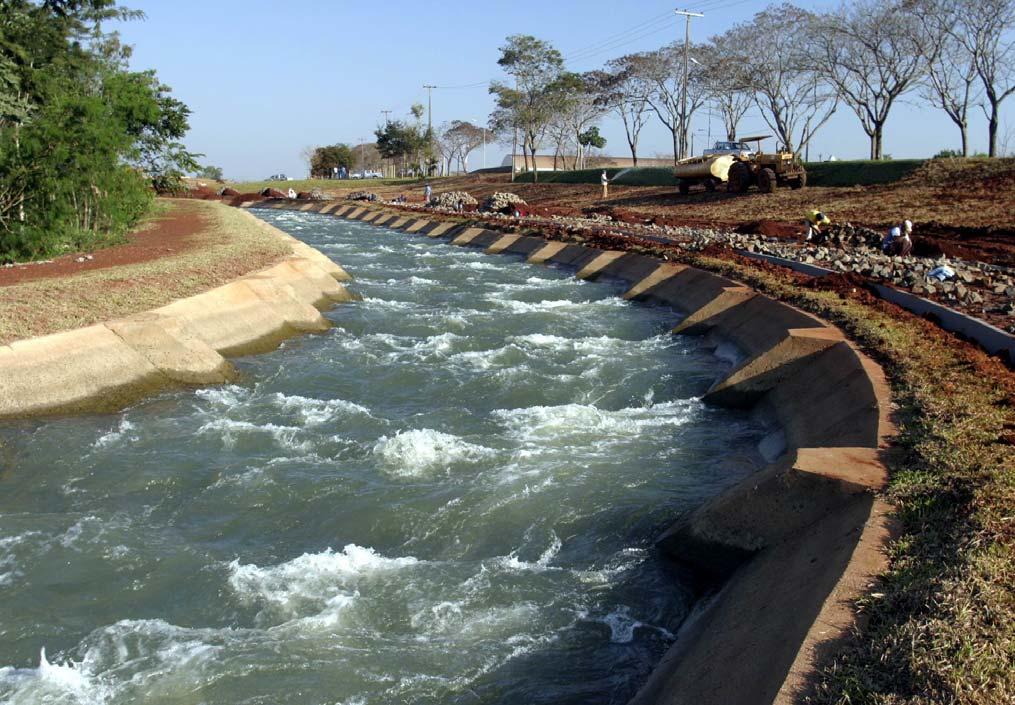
[308,143,354,177]
[578,125,606,150]
[197,165,223,180]
[0,0,198,261]
[374,119,426,177]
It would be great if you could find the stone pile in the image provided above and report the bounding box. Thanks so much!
[429,191,477,210]
[347,191,377,201]
[481,192,526,213]
[814,222,884,249]
[681,227,1015,322]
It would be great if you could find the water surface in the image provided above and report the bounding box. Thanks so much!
[0,212,762,704]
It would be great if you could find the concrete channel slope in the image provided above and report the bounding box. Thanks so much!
[0,205,357,418]
[243,198,896,705]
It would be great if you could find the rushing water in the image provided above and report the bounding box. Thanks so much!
[0,212,763,705]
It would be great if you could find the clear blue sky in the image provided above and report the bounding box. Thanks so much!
[117,0,998,179]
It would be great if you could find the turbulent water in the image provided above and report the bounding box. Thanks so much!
[0,212,763,705]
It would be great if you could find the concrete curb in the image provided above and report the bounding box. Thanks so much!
[738,248,1015,365]
[244,199,897,705]
[0,203,355,419]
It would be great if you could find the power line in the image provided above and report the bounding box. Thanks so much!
[432,9,685,89]
[561,11,674,61]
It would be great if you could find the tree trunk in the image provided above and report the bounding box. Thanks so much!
[671,129,680,165]
[628,137,638,167]
[15,123,24,224]
[988,102,999,157]
[961,123,969,157]
[869,124,884,160]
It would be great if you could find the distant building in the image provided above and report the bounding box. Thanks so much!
[500,154,675,172]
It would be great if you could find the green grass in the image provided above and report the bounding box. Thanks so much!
[511,160,926,188]
[803,159,925,187]
[513,167,679,186]
[225,177,421,193]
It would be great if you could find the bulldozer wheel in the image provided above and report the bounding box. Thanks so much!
[678,181,690,195]
[728,162,752,193]
[791,171,807,189]
[758,168,777,193]
[704,178,717,192]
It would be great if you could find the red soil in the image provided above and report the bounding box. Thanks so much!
[0,201,208,287]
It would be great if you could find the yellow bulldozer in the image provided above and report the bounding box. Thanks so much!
[725,135,807,194]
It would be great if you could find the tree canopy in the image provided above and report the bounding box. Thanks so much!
[0,0,198,262]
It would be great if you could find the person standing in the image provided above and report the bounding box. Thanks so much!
[424,183,432,203]
[601,170,609,199]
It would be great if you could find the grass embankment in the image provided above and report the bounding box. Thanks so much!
[513,160,926,188]
[679,254,1014,703]
[0,199,290,345]
[225,177,419,194]
[805,159,924,186]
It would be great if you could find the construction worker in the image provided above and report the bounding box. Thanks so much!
[601,170,609,199]
[803,209,831,242]
[883,219,914,256]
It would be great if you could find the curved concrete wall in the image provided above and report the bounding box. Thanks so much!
[0,206,356,419]
[248,198,895,705]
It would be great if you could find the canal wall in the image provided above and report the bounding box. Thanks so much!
[0,205,356,418]
[245,198,895,705]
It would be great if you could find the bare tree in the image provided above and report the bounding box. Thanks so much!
[700,38,751,141]
[598,56,651,165]
[627,43,708,162]
[919,0,981,156]
[952,0,1015,157]
[545,114,573,170]
[552,72,605,169]
[441,121,486,173]
[814,0,928,160]
[721,4,837,156]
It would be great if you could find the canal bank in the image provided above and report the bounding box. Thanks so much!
[0,204,357,418]
[240,198,895,705]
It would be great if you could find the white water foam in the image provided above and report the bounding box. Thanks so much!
[197,418,312,453]
[493,399,699,443]
[372,429,495,477]
[92,418,138,450]
[228,544,418,623]
[272,393,371,426]
[489,297,629,314]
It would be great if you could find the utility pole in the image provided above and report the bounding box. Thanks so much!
[676,9,703,161]
[423,84,436,176]
[380,110,393,178]
[510,77,519,182]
